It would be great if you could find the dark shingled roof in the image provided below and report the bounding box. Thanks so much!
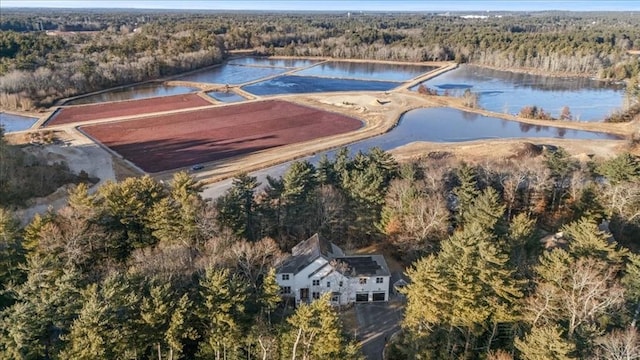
[280,234,342,274]
[278,234,389,278]
[335,255,390,277]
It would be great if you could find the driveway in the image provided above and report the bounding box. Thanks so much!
[355,296,404,360]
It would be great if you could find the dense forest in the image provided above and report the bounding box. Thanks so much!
[1,119,640,358]
[1,9,639,109]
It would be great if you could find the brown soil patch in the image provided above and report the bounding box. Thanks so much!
[80,100,362,173]
[391,138,630,164]
[46,93,212,126]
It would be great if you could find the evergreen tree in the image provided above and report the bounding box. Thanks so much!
[97,176,166,259]
[596,153,640,185]
[461,187,506,234]
[0,258,82,359]
[216,173,259,240]
[623,254,640,328]
[563,218,627,264]
[402,222,523,357]
[197,267,248,360]
[166,294,197,359]
[60,285,111,360]
[139,282,174,358]
[260,268,281,325]
[515,325,576,360]
[0,208,25,308]
[453,163,480,226]
[316,154,336,185]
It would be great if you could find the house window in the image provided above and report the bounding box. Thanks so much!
[280,286,291,294]
[359,278,367,285]
[376,277,384,284]
[282,274,290,281]
[312,279,320,286]
[331,294,340,302]
[339,281,343,287]
[312,292,320,299]
[327,281,331,288]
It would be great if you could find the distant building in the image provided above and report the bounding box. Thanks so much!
[276,234,390,305]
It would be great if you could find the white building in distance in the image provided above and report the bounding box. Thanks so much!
[276,234,390,305]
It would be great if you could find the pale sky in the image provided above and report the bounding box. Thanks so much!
[2,0,639,11]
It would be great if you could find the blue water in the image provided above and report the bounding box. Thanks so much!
[206,91,246,103]
[227,57,320,68]
[415,65,626,122]
[242,75,400,95]
[366,107,619,146]
[295,61,437,82]
[304,107,618,161]
[66,84,198,105]
[177,64,288,85]
[0,112,38,132]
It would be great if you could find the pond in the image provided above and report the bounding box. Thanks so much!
[176,64,288,85]
[227,57,321,68]
[206,91,246,103]
[295,61,437,82]
[356,107,620,148]
[66,84,198,105]
[0,112,38,133]
[242,75,400,95]
[415,65,626,122]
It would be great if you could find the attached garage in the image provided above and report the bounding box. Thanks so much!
[356,293,369,302]
[372,292,386,301]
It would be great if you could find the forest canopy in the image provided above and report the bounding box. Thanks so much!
[1,127,640,358]
[1,9,639,109]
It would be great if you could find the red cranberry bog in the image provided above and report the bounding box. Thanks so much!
[46,94,212,126]
[79,100,363,173]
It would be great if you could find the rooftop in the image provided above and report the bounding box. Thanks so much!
[335,255,390,277]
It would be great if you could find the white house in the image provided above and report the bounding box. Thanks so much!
[276,234,390,305]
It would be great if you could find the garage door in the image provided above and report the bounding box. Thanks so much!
[356,293,369,302]
[372,292,386,301]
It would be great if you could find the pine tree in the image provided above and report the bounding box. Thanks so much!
[563,218,627,264]
[515,325,576,360]
[0,258,82,359]
[623,254,640,327]
[453,163,480,226]
[60,285,111,360]
[260,268,281,325]
[140,282,174,358]
[596,153,640,185]
[0,208,25,308]
[97,176,166,254]
[461,187,506,234]
[216,173,259,240]
[316,154,336,185]
[402,222,523,357]
[165,294,197,359]
[197,267,248,360]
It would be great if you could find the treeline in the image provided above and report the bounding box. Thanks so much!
[2,9,640,109]
[0,15,225,110]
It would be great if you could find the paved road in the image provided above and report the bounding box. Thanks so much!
[355,297,404,360]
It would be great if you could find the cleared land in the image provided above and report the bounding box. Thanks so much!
[80,100,362,173]
[45,93,212,126]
